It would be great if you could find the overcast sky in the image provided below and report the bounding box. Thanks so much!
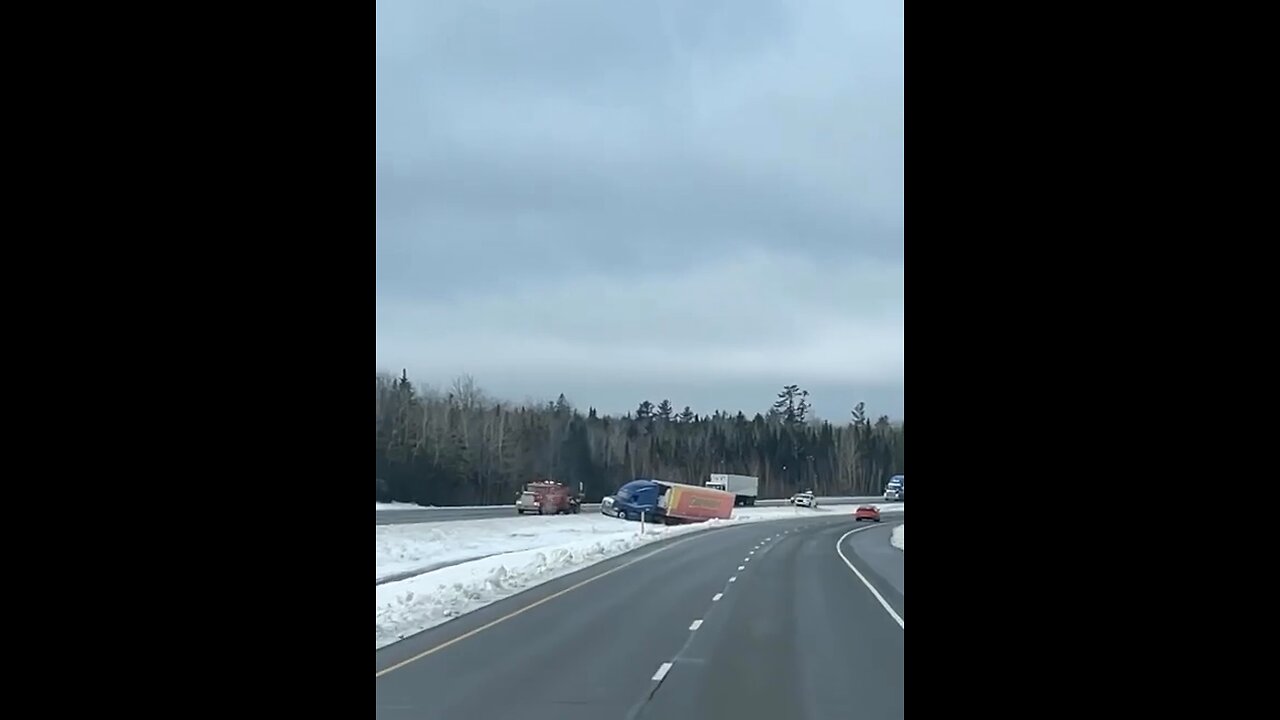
[376,0,904,422]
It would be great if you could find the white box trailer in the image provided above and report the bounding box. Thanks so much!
[706,473,759,506]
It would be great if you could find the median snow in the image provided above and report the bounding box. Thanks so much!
[376,501,422,511]
[377,514,647,582]
[891,524,904,550]
[376,503,903,583]
[375,503,903,648]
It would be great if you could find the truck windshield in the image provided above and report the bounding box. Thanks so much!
[615,488,631,501]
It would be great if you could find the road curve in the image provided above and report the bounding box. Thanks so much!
[376,512,905,720]
[375,496,890,525]
[844,517,905,601]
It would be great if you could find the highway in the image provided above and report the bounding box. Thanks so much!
[375,495,888,525]
[375,512,905,720]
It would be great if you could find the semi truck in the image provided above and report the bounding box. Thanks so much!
[883,474,904,501]
[516,480,584,515]
[601,479,735,524]
[705,473,759,506]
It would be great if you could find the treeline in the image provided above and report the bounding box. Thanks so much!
[375,372,904,506]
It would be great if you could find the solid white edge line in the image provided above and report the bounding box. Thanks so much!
[712,592,723,601]
[652,662,673,681]
[836,526,905,629]
[689,619,703,631]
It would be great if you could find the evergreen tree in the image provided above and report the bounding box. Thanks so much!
[375,373,903,504]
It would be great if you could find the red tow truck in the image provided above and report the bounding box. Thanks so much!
[515,479,585,515]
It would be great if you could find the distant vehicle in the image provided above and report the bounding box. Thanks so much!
[854,505,882,522]
[516,480,584,515]
[883,474,904,502]
[705,473,759,506]
[791,490,818,508]
[601,479,734,524]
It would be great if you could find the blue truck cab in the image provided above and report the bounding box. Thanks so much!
[600,479,663,521]
[884,474,905,501]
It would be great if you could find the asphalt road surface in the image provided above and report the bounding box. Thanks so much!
[375,496,888,525]
[375,512,905,720]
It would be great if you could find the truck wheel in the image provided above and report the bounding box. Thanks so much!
[616,510,627,519]
[517,509,524,515]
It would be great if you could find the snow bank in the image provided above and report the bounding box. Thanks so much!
[891,524,904,551]
[376,502,422,511]
[376,514,644,582]
[375,520,715,648]
[375,502,904,647]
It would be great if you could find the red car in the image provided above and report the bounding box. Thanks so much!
[854,505,882,522]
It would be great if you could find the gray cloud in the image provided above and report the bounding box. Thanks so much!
[376,0,904,419]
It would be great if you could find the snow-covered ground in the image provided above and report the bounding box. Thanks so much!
[891,524,904,550]
[376,504,903,583]
[377,514,629,582]
[376,501,423,511]
[378,501,547,511]
[376,503,903,648]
